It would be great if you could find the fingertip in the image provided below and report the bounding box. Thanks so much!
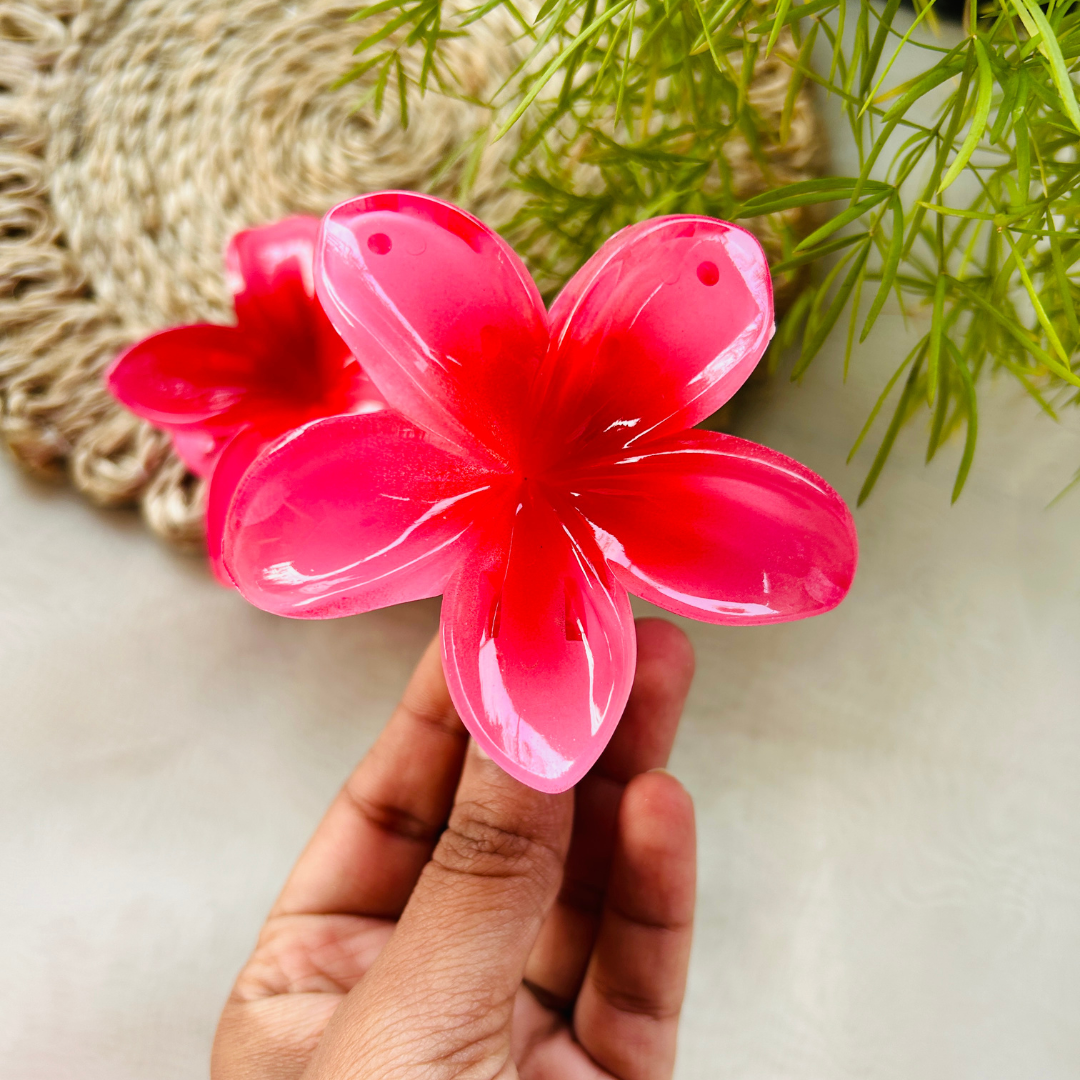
[632,619,695,728]
[270,637,467,920]
[634,618,696,684]
[625,770,696,846]
[398,633,464,737]
[596,620,695,781]
[619,770,696,923]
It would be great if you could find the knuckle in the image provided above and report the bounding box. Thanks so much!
[416,1013,510,1076]
[399,689,462,740]
[432,801,559,883]
[592,973,681,1022]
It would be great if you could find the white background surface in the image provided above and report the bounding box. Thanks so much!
[3,300,1080,1079]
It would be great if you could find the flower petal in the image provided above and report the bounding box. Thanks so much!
[106,325,260,427]
[535,217,773,466]
[223,410,505,619]
[205,425,269,587]
[229,217,373,416]
[568,430,857,625]
[170,428,231,478]
[226,215,321,341]
[441,485,636,793]
[316,191,549,466]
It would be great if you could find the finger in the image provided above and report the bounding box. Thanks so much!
[272,633,468,919]
[304,742,574,1079]
[525,618,694,1007]
[575,770,696,1080]
[596,619,696,781]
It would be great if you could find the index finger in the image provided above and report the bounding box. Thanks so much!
[272,633,469,919]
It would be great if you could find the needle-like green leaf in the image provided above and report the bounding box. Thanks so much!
[861,0,940,116]
[752,0,837,39]
[342,0,1080,504]
[861,195,904,342]
[946,340,979,501]
[1010,0,1080,130]
[738,178,887,217]
[495,0,634,137]
[939,38,994,191]
[765,0,791,56]
[862,0,905,101]
[773,231,868,273]
[795,188,891,252]
[1005,230,1074,372]
[795,240,872,377]
[1046,208,1080,345]
[927,274,948,403]
[858,348,926,504]
[849,340,925,463]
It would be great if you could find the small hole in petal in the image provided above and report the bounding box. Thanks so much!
[697,260,719,286]
[367,232,392,255]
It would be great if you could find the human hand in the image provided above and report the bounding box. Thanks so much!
[212,617,696,1080]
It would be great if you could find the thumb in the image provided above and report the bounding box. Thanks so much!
[306,741,574,1080]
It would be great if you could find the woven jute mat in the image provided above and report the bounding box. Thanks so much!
[0,0,823,551]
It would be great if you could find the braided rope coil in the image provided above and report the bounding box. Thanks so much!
[0,0,823,549]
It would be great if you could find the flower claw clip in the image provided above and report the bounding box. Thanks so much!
[222,192,858,793]
[106,215,384,582]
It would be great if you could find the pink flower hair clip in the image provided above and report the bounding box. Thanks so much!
[106,216,384,581]
[218,192,858,792]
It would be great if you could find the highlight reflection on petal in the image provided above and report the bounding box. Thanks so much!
[224,411,505,618]
[316,191,549,465]
[441,486,636,793]
[533,217,773,467]
[568,430,857,624]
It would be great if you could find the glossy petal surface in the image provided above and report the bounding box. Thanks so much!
[227,216,320,336]
[568,430,858,624]
[109,212,378,439]
[107,325,260,429]
[227,215,358,397]
[316,191,548,465]
[441,486,636,793]
[532,217,773,469]
[205,426,269,585]
[224,411,505,619]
